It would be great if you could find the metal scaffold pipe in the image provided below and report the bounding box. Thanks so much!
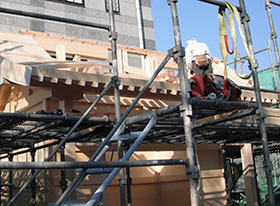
[265,0,280,90]
[30,148,36,206]
[86,115,158,206]
[270,0,280,7]
[193,109,256,129]
[8,155,13,205]
[0,7,109,31]
[56,51,172,206]
[226,47,269,66]
[0,112,114,123]
[198,0,242,12]
[168,0,200,205]
[266,36,279,92]
[239,0,276,205]
[59,145,67,194]
[107,0,126,204]
[7,80,114,206]
[0,159,188,169]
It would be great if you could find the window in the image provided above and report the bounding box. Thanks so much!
[105,0,120,13]
[48,0,85,6]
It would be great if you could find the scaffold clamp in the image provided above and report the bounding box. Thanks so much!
[118,174,127,185]
[111,76,120,87]
[168,46,176,56]
[271,31,278,39]
[240,11,250,23]
[180,104,192,117]
[169,46,185,63]
[109,30,118,41]
[265,2,272,10]
[186,166,200,179]
[167,0,178,5]
[256,108,267,120]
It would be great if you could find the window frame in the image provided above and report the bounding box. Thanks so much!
[47,0,85,7]
[104,0,120,14]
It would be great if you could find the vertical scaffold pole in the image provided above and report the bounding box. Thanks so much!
[167,1,201,205]
[266,36,279,92]
[221,144,232,205]
[56,51,171,206]
[0,168,2,206]
[30,147,36,206]
[239,0,276,205]
[108,0,126,205]
[265,0,280,87]
[8,154,13,206]
[60,145,67,193]
[125,143,132,206]
[0,169,2,206]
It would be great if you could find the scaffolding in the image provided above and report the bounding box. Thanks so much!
[0,0,279,206]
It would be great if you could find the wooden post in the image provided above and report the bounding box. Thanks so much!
[59,99,76,200]
[56,44,66,61]
[241,144,259,206]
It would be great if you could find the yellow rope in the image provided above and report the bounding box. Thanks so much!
[219,1,253,80]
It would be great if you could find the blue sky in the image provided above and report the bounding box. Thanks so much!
[150,0,280,75]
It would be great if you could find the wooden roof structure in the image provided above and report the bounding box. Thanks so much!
[0,30,279,156]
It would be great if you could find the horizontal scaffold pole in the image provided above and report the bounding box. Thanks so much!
[189,98,256,109]
[193,109,256,129]
[125,103,180,125]
[0,141,59,160]
[198,0,242,12]
[86,115,158,205]
[0,7,110,30]
[0,159,188,170]
[125,99,256,125]
[8,80,114,206]
[271,1,280,7]
[56,51,173,206]
[239,85,280,94]
[0,112,115,123]
[226,48,269,65]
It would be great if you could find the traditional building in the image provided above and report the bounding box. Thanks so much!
[0,1,278,206]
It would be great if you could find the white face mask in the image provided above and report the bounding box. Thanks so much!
[195,55,209,68]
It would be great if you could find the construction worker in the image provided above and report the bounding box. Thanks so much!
[186,39,241,101]
[185,38,213,76]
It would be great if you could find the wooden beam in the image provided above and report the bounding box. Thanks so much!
[19,30,178,71]
[19,30,109,61]
[30,67,181,93]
